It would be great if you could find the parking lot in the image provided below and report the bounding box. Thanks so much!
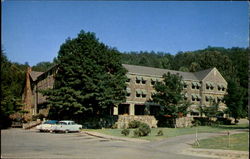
[1,128,214,159]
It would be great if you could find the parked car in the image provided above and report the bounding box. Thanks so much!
[51,120,82,133]
[36,120,58,132]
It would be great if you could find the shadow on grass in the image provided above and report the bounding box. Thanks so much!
[216,124,249,130]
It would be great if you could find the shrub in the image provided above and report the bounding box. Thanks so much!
[128,120,142,128]
[192,120,201,127]
[193,117,211,126]
[133,123,151,137]
[157,129,164,136]
[111,123,118,129]
[216,117,232,125]
[121,129,130,136]
[133,129,140,137]
[32,114,45,121]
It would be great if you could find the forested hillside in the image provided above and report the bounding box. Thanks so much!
[121,47,248,86]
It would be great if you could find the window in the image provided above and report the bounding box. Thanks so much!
[142,79,146,84]
[136,76,142,84]
[136,89,141,97]
[192,82,200,89]
[191,112,199,116]
[192,82,196,89]
[136,79,140,84]
[126,88,131,97]
[184,93,188,100]
[141,90,147,98]
[184,84,187,88]
[126,78,130,83]
[206,96,209,102]
[151,78,157,85]
[136,93,141,97]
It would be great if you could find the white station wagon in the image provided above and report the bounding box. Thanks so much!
[36,120,59,132]
[51,120,82,133]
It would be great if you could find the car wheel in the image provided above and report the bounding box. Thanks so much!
[65,130,69,133]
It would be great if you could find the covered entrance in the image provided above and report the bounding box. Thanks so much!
[118,104,129,115]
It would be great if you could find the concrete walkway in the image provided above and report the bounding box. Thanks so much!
[82,130,149,143]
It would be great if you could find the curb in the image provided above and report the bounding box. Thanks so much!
[182,148,249,159]
[81,131,149,143]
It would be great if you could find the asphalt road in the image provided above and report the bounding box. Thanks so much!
[1,128,217,159]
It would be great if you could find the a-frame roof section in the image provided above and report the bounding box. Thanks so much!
[194,68,213,80]
[202,68,227,84]
[30,71,44,81]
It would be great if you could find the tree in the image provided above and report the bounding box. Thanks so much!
[152,72,190,125]
[42,31,127,120]
[32,61,55,72]
[1,50,26,128]
[224,80,246,123]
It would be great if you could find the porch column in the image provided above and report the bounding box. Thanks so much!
[129,103,135,115]
[113,106,118,115]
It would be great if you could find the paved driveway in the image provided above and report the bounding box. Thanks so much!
[1,128,218,159]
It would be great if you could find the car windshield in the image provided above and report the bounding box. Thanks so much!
[44,120,58,124]
[58,122,67,125]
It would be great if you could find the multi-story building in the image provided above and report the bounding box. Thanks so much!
[22,64,227,120]
[117,64,227,117]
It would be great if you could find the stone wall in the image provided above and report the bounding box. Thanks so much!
[175,117,194,128]
[116,115,158,128]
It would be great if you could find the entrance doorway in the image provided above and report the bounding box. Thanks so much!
[135,104,145,115]
[118,104,129,115]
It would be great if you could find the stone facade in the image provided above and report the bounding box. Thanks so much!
[115,65,227,117]
[22,64,227,120]
[115,115,158,128]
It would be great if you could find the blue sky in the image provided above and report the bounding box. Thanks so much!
[2,1,249,66]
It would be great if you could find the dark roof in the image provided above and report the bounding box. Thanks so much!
[122,64,200,80]
[194,68,214,80]
[30,71,44,81]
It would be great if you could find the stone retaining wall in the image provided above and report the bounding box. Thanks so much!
[116,115,158,128]
[175,117,194,128]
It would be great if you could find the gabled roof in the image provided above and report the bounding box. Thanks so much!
[122,64,199,80]
[30,71,44,81]
[194,68,214,80]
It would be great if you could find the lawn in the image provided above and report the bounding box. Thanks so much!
[193,132,249,151]
[82,123,249,141]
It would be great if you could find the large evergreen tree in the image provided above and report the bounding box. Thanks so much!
[224,80,246,123]
[152,72,190,118]
[42,31,127,120]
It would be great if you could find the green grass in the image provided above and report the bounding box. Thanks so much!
[82,123,249,141]
[193,132,249,151]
